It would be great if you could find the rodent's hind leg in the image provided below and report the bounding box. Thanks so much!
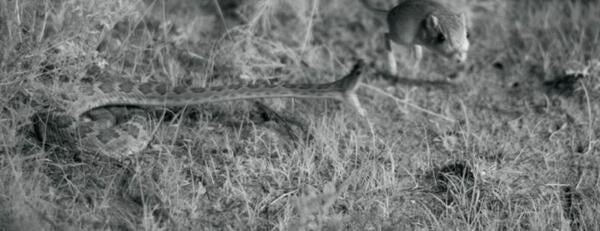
[409,45,423,74]
[412,45,422,66]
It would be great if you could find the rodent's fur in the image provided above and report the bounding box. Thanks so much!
[360,0,469,74]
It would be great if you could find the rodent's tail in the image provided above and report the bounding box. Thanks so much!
[359,0,388,17]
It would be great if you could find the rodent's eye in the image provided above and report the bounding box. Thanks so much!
[466,31,471,39]
[436,33,446,43]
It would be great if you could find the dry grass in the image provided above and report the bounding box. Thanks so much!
[2,0,600,230]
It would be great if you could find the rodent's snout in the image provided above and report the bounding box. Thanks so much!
[453,52,468,63]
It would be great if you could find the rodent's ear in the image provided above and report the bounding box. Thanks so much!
[425,14,440,31]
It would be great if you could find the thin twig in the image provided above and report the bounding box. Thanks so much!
[212,0,233,41]
[361,83,456,123]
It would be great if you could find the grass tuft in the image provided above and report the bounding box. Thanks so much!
[2,0,600,229]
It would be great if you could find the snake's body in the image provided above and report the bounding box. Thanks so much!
[33,62,365,159]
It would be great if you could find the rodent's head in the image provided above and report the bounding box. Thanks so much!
[420,12,469,63]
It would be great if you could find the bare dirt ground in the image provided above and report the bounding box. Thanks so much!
[1,0,600,230]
